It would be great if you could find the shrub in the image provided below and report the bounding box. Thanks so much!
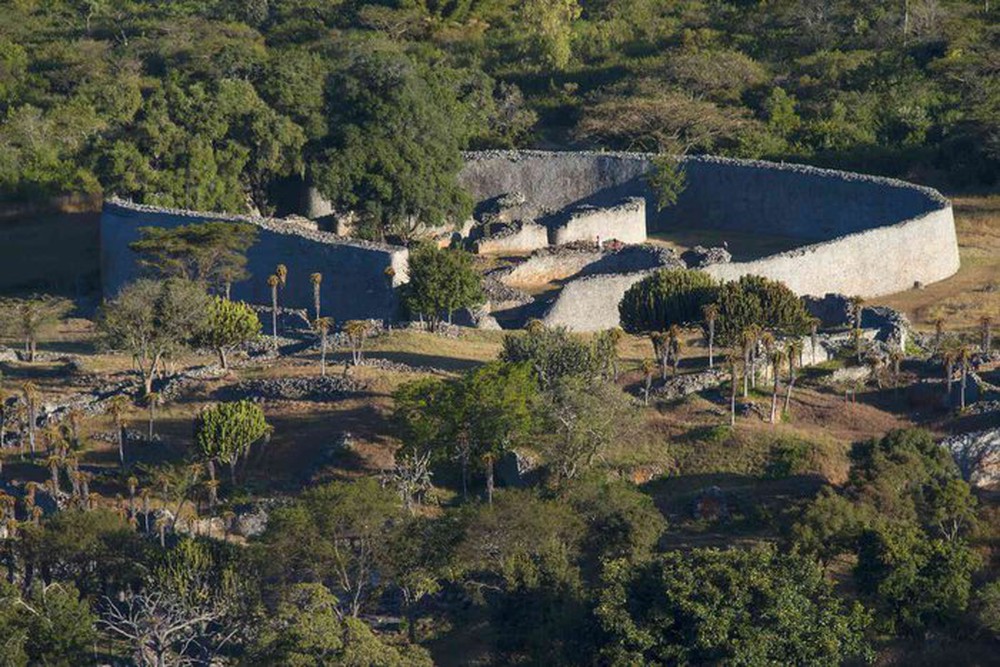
[714,274,810,346]
[618,269,718,334]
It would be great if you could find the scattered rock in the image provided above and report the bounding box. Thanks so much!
[218,376,369,402]
[827,365,872,386]
[682,245,732,268]
[653,368,727,400]
[941,428,1000,488]
[496,448,542,488]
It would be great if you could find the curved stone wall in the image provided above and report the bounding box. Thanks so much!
[459,151,959,331]
[101,199,408,323]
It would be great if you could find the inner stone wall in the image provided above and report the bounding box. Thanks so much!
[101,199,408,323]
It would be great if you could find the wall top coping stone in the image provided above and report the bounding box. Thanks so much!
[461,150,951,210]
[103,196,407,254]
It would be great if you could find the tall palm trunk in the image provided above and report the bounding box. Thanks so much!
[320,328,328,377]
[270,286,278,348]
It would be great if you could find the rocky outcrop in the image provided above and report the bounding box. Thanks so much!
[682,245,732,268]
[217,376,370,402]
[941,429,1000,488]
[654,368,728,400]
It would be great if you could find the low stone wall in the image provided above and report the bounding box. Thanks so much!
[550,197,646,246]
[101,199,409,323]
[474,222,549,254]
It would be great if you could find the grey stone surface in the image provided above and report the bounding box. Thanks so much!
[550,197,646,246]
[473,220,549,254]
[941,429,1000,488]
[682,245,732,268]
[101,198,409,324]
[465,151,957,331]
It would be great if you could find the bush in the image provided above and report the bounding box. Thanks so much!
[714,274,810,346]
[765,438,812,478]
[618,269,718,334]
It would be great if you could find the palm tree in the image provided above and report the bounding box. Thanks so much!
[650,332,670,380]
[933,317,946,349]
[146,392,160,443]
[641,359,655,406]
[0,380,8,451]
[668,324,683,375]
[267,274,280,348]
[981,315,993,355]
[769,347,784,424]
[276,263,288,288]
[702,303,718,369]
[739,326,760,397]
[314,317,333,377]
[310,272,323,322]
[784,339,802,415]
[105,395,130,466]
[808,317,821,365]
[727,350,740,426]
[852,326,864,362]
[849,295,865,331]
[21,382,39,458]
[958,345,972,410]
[941,346,958,401]
[46,454,62,495]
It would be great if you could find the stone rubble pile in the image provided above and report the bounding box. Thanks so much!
[941,428,1000,488]
[218,376,369,402]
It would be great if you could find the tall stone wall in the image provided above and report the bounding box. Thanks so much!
[100,199,408,323]
[471,151,960,331]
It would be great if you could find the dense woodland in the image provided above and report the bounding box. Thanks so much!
[0,1,1000,666]
[0,1,998,234]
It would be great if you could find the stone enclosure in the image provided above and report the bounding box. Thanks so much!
[100,151,959,331]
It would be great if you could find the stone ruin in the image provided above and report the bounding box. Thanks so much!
[100,150,959,332]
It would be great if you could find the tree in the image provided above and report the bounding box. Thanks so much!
[714,275,811,347]
[98,279,211,395]
[0,295,72,362]
[0,580,97,666]
[644,154,687,211]
[20,381,39,458]
[517,0,582,69]
[981,315,994,355]
[261,478,403,619]
[702,303,719,369]
[105,395,130,466]
[343,320,375,367]
[500,323,607,389]
[619,269,718,334]
[310,272,323,322]
[539,377,639,480]
[246,583,433,666]
[194,400,271,484]
[128,222,258,296]
[267,274,280,348]
[199,297,260,370]
[596,546,872,665]
[314,317,332,377]
[312,47,475,242]
[461,362,537,505]
[402,244,483,329]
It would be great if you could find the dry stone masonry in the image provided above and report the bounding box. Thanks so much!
[101,151,959,331]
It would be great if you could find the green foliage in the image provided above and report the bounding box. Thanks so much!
[854,522,980,634]
[98,278,211,393]
[128,221,258,291]
[0,294,73,360]
[644,154,687,211]
[200,297,261,368]
[260,478,403,618]
[596,545,872,665]
[714,274,810,346]
[402,243,483,326]
[765,438,812,478]
[195,400,271,480]
[312,46,475,241]
[0,580,96,667]
[247,583,433,666]
[618,269,718,334]
[501,324,614,389]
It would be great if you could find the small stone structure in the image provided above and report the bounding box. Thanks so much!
[549,197,646,246]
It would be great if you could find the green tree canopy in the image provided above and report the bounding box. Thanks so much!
[596,545,872,666]
[402,243,484,328]
[195,400,271,483]
[618,269,718,334]
[714,274,810,346]
[128,221,258,294]
[199,296,261,369]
